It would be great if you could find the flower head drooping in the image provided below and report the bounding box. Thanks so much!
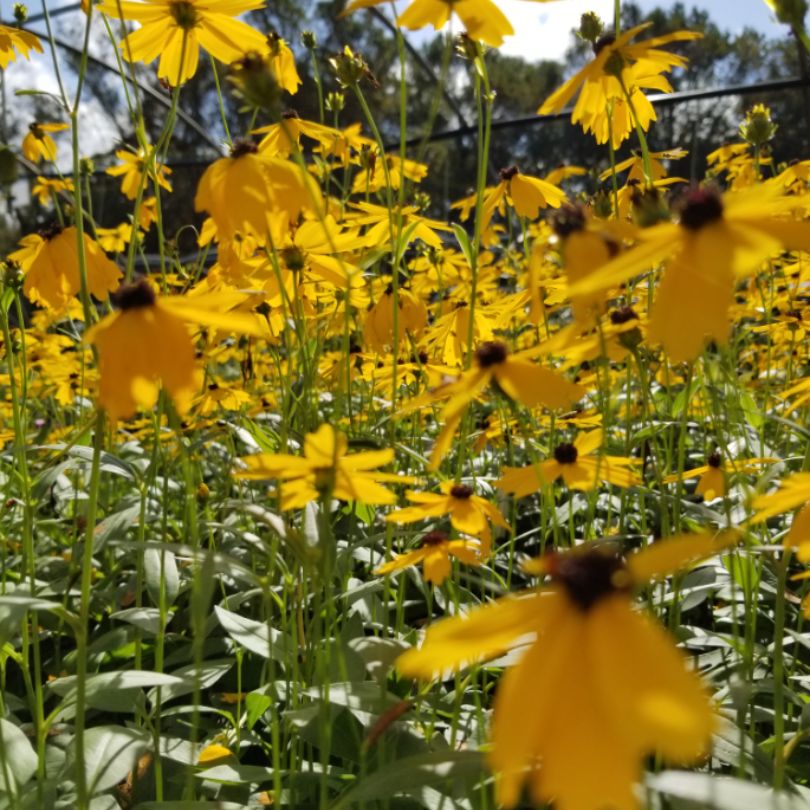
[374,529,483,586]
[8,226,122,311]
[538,22,702,148]
[397,532,736,809]
[403,340,584,471]
[22,122,68,164]
[567,181,810,362]
[0,20,42,69]
[86,279,266,420]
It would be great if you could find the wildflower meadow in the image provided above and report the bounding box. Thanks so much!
[2,0,810,807]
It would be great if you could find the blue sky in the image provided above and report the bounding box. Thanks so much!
[497,0,787,60]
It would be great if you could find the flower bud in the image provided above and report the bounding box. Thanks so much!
[740,103,777,147]
[579,12,604,43]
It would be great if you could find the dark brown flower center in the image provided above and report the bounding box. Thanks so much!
[474,341,508,369]
[678,187,724,231]
[499,165,519,181]
[168,0,200,29]
[112,279,156,310]
[610,306,638,325]
[230,138,259,158]
[421,530,449,547]
[593,33,616,55]
[707,451,722,468]
[449,484,473,500]
[550,203,586,238]
[37,221,64,241]
[282,247,306,272]
[554,442,578,464]
[552,548,628,611]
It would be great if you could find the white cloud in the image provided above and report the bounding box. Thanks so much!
[496,0,615,61]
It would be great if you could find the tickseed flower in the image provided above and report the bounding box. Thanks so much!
[398,533,735,809]
[663,453,775,501]
[22,122,68,163]
[8,224,122,311]
[106,145,173,200]
[751,473,810,558]
[235,424,409,510]
[95,223,135,253]
[566,182,810,362]
[99,0,268,85]
[194,139,320,242]
[409,340,585,471]
[538,23,701,148]
[0,22,42,69]
[86,278,265,420]
[386,482,509,553]
[31,176,73,206]
[496,430,641,494]
[341,0,555,48]
[375,529,483,586]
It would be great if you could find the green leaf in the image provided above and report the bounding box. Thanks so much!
[214,606,287,660]
[650,770,805,809]
[195,762,275,783]
[144,547,180,608]
[331,750,486,810]
[148,660,233,705]
[78,725,150,796]
[0,719,37,791]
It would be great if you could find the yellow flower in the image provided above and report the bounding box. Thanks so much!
[95,223,134,253]
[31,176,74,206]
[364,286,427,354]
[342,0,528,47]
[496,430,640,494]
[538,23,701,148]
[408,340,584,470]
[106,145,173,200]
[375,530,483,586]
[751,473,810,558]
[398,533,734,809]
[86,279,266,419]
[351,153,428,194]
[0,24,42,69]
[22,122,68,163]
[235,424,406,510]
[9,224,122,311]
[99,0,268,85]
[567,182,810,362]
[386,482,510,552]
[663,453,775,501]
[194,139,320,242]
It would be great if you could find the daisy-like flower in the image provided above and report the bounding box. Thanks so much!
[194,139,320,242]
[452,165,566,241]
[364,286,427,354]
[751,473,810,558]
[375,529,483,586]
[86,278,265,419]
[95,223,135,253]
[0,23,42,69]
[31,176,73,206]
[99,0,268,85]
[538,23,701,148]
[496,430,640,495]
[663,453,775,501]
[22,122,68,164]
[567,182,810,362]
[398,533,735,809]
[341,0,533,48]
[106,145,173,200]
[8,223,121,311]
[386,482,509,553]
[235,424,408,510]
[409,340,584,470]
